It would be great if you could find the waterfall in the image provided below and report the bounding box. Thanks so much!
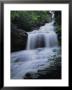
[27,11,58,50]
[11,11,60,79]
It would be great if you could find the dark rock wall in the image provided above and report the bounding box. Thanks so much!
[11,24,28,52]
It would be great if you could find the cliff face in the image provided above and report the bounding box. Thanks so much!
[11,24,28,52]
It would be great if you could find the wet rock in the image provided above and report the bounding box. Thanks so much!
[53,49,57,52]
[24,73,32,79]
[38,69,49,75]
[24,72,39,79]
[14,59,20,63]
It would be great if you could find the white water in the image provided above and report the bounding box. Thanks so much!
[27,20,58,49]
[11,12,60,79]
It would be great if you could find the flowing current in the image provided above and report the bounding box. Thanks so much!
[11,12,60,79]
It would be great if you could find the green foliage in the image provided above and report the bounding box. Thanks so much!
[11,11,51,32]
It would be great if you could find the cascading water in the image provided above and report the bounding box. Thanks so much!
[27,11,58,49]
[27,20,58,49]
[11,11,61,79]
